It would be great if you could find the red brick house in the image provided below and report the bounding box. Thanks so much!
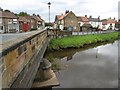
[24,15,37,30]
[18,16,30,32]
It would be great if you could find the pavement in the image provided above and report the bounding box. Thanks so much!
[0,29,46,53]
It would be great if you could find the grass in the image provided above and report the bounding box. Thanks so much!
[48,32,119,50]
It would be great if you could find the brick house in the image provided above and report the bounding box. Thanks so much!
[0,10,19,33]
[32,14,45,30]
[18,16,30,32]
[24,15,37,30]
[77,15,92,31]
[55,10,80,32]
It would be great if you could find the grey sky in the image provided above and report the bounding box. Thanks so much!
[0,0,119,22]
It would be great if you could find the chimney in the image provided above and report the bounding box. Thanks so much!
[98,16,100,20]
[37,14,41,18]
[65,10,69,14]
[33,13,36,16]
[89,15,92,18]
[114,17,115,20]
[85,15,87,17]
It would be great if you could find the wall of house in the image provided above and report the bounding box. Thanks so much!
[64,12,80,32]
[31,19,37,30]
[3,18,19,33]
[90,21,102,29]
[107,23,115,30]
[0,18,4,33]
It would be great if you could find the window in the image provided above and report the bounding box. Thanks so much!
[13,19,17,24]
[0,19,2,24]
[0,26,3,30]
[61,20,64,24]
[8,19,12,24]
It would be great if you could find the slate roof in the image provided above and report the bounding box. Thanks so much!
[88,17,100,22]
[18,16,30,22]
[0,11,17,19]
[32,15,43,22]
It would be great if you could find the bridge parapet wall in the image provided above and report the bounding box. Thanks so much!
[1,29,48,88]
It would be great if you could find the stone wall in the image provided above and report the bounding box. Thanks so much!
[1,30,48,88]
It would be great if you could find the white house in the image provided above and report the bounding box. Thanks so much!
[102,18,116,30]
[88,16,102,29]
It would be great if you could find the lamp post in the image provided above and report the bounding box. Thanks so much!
[47,2,51,23]
[47,2,51,36]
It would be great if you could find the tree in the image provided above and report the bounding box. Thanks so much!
[101,19,107,21]
[18,12,28,16]
[0,7,3,11]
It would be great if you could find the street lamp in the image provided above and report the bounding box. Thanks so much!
[47,2,51,36]
[47,2,51,23]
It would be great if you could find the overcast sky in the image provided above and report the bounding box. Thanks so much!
[0,0,119,22]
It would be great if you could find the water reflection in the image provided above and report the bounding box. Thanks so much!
[44,40,118,88]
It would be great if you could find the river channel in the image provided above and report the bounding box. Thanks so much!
[44,40,119,88]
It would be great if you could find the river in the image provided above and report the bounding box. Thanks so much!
[44,40,119,88]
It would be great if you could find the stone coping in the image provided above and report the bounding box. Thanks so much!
[1,28,47,57]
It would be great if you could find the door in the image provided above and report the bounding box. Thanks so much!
[23,22,28,32]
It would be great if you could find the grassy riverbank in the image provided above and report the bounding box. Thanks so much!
[48,32,119,50]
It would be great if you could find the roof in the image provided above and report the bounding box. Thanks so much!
[55,11,70,20]
[89,17,100,22]
[107,19,115,24]
[102,20,107,25]
[32,15,43,22]
[0,11,17,19]
[102,19,116,25]
[77,16,89,22]
[18,16,30,22]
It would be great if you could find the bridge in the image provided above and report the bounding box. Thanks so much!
[0,28,55,88]
[0,28,116,89]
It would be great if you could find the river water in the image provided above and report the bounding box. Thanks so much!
[44,40,119,88]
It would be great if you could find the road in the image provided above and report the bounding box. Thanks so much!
[0,30,117,43]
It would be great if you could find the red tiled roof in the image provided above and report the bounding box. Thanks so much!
[107,19,115,24]
[77,16,89,22]
[56,12,70,20]
[0,11,17,19]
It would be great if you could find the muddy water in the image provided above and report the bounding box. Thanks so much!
[44,40,119,88]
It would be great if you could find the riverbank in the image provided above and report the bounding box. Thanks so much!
[48,32,119,50]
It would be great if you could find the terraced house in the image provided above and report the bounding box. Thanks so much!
[55,10,80,32]
[88,16,102,29]
[77,15,92,31]
[0,10,19,33]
